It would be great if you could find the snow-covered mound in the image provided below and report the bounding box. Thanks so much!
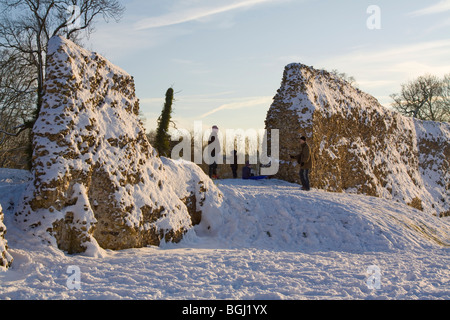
[161,158,224,229]
[6,167,449,255]
[198,179,450,253]
[266,63,449,217]
[14,37,195,255]
[1,170,449,299]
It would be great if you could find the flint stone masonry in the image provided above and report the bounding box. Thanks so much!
[16,36,194,254]
[266,63,449,217]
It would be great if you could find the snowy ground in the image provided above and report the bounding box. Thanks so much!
[0,169,449,300]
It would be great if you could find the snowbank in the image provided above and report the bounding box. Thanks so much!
[161,158,225,235]
[203,179,450,253]
[0,169,28,269]
[1,170,449,299]
[266,63,449,217]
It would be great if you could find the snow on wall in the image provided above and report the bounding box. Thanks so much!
[161,158,224,229]
[15,36,194,255]
[0,204,13,268]
[266,63,449,217]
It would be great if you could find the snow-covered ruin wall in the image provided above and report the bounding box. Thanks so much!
[15,36,220,255]
[266,63,449,217]
[1,204,13,268]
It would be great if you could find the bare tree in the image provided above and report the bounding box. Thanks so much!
[0,0,124,130]
[0,51,36,128]
[330,69,357,87]
[0,49,35,168]
[0,0,124,166]
[440,74,450,122]
[391,74,449,122]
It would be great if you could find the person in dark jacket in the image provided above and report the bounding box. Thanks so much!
[230,150,238,178]
[291,136,313,191]
[208,125,220,179]
[242,160,253,179]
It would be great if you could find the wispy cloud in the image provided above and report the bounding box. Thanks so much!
[134,0,282,30]
[319,39,450,104]
[200,96,273,118]
[408,0,450,17]
[353,39,450,62]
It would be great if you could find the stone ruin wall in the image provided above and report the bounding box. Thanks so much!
[266,63,449,217]
[15,36,201,254]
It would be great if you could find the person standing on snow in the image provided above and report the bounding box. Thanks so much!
[291,136,313,191]
[230,149,238,178]
[207,125,220,179]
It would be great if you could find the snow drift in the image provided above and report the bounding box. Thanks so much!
[266,63,449,217]
[161,158,224,231]
[203,180,450,253]
[14,36,221,255]
[1,169,450,299]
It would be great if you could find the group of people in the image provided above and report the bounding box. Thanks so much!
[207,125,313,191]
[207,126,268,181]
[230,149,267,180]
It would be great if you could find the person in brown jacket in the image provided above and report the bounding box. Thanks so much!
[290,136,312,191]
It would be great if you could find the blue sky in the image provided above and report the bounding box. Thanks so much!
[85,0,450,132]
